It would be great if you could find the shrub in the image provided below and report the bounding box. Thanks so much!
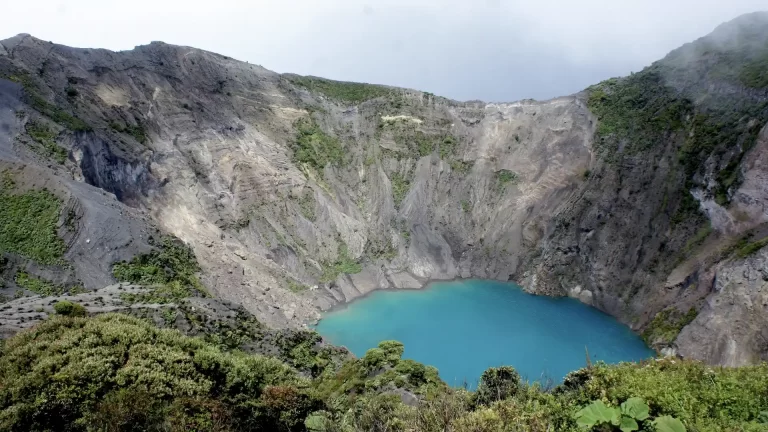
[320,244,362,283]
[0,314,302,431]
[292,117,343,173]
[475,366,522,406]
[112,236,209,303]
[495,170,518,189]
[53,300,87,317]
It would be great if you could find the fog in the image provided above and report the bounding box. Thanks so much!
[3,0,766,101]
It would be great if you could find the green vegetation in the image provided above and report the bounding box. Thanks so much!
[0,314,311,431]
[320,244,362,283]
[286,278,309,293]
[450,159,473,174]
[14,272,64,296]
[388,124,434,158]
[573,397,688,432]
[390,172,411,207]
[292,117,344,173]
[110,121,147,144]
[461,200,471,213]
[587,53,768,208]
[0,186,66,265]
[113,236,209,303]
[53,300,87,317]
[2,315,767,432]
[642,308,698,346]
[7,74,91,132]
[297,190,316,221]
[286,75,392,103]
[682,223,712,255]
[733,236,768,259]
[25,122,67,164]
[495,169,519,191]
[439,136,458,160]
[587,72,691,155]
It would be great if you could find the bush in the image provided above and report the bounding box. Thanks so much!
[53,300,87,317]
[0,314,304,431]
[475,366,522,406]
[113,236,209,303]
[292,117,343,173]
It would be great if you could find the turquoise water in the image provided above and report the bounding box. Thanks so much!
[315,279,654,387]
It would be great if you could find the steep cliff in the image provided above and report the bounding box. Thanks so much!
[0,13,767,366]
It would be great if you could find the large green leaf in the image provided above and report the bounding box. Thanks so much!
[619,416,639,432]
[620,397,650,421]
[654,416,686,432]
[574,400,621,428]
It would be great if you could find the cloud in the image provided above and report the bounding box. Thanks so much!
[3,0,766,101]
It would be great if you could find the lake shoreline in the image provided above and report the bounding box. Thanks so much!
[313,279,656,385]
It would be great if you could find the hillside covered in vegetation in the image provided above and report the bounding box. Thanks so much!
[1,311,767,431]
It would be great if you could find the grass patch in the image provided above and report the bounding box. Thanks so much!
[0,187,66,265]
[110,121,147,144]
[461,200,471,213]
[642,307,698,346]
[8,74,91,132]
[733,236,768,259]
[25,121,67,164]
[390,172,411,207]
[286,279,309,293]
[450,160,473,174]
[15,271,64,296]
[292,117,343,173]
[320,244,362,283]
[286,75,392,103]
[682,223,713,255]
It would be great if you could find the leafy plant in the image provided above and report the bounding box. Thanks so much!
[574,400,620,429]
[575,398,667,432]
[653,416,686,432]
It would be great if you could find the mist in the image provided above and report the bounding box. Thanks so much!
[3,0,766,101]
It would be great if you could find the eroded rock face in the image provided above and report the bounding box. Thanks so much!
[0,35,595,328]
[1,13,768,366]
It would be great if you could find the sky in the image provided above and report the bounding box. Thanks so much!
[3,1,766,102]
